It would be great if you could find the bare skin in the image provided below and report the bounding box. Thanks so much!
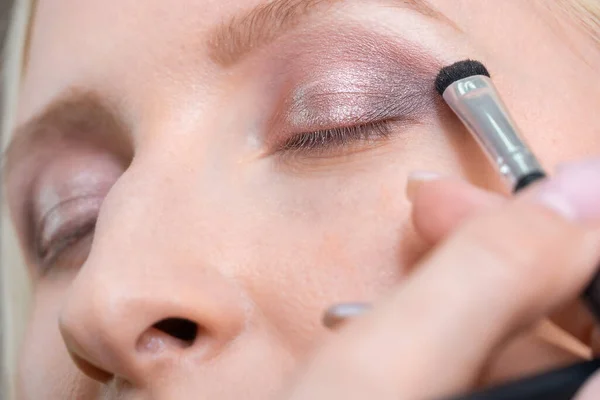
[4,0,600,398]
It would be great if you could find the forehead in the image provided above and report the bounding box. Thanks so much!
[29,0,254,51]
[29,0,259,52]
[18,0,450,126]
[17,0,266,125]
[23,0,534,141]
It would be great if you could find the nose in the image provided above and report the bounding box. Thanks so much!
[60,262,247,385]
[59,170,248,386]
[61,254,250,385]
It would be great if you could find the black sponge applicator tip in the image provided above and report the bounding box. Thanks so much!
[434,60,490,95]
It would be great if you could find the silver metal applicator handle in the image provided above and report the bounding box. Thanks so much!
[442,75,544,189]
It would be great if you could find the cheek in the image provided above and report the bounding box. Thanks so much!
[18,281,100,399]
[236,125,479,353]
[237,171,429,355]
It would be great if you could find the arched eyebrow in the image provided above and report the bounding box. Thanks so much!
[1,91,127,182]
[208,0,458,67]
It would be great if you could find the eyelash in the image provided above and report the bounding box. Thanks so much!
[35,217,97,274]
[279,120,394,154]
[29,121,394,268]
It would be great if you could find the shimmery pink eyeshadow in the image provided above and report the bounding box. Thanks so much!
[268,27,441,138]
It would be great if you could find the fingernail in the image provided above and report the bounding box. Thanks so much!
[535,158,600,222]
[406,171,442,202]
[322,302,371,330]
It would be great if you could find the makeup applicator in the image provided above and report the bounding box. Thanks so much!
[434,60,546,192]
[436,59,600,400]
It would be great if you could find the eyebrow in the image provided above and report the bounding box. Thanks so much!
[1,92,127,181]
[208,0,456,66]
[3,0,451,180]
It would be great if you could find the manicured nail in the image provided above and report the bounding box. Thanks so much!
[322,303,372,330]
[535,158,600,222]
[406,171,442,202]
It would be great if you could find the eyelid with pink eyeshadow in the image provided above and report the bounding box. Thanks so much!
[263,29,441,154]
[34,196,101,272]
[286,66,433,129]
[26,153,123,274]
[268,63,437,155]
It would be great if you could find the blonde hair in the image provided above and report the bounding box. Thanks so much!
[0,0,34,399]
[558,0,600,46]
[0,0,599,399]
[2,2,35,398]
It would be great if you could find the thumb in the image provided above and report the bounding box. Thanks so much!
[408,172,504,244]
[408,172,600,355]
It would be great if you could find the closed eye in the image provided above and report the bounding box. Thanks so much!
[37,217,97,274]
[277,120,395,156]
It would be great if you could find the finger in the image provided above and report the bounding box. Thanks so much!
[408,173,504,244]
[324,304,589,383]
[591,327,600,354]
[480,324,584,388]
[411,174,600,352]
[549,299,597,354]
[291,159,600,400]
[535,319,590,359]
[322,304,587,392]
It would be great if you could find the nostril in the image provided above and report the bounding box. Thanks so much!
[70,352,114,383]
[152,317,198,347]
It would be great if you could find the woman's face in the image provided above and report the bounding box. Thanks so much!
[5,0,600,398]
